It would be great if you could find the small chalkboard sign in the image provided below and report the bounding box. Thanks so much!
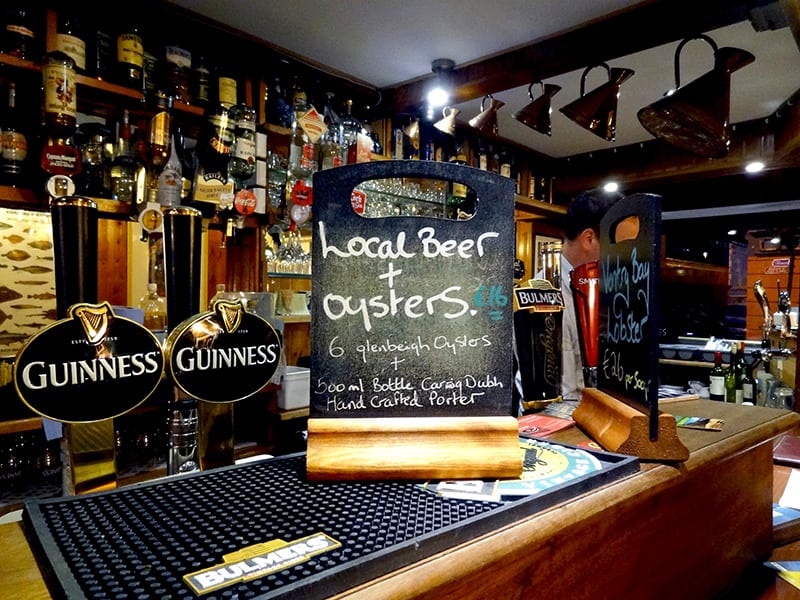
[307,160,522,480]
[597,193,662,438]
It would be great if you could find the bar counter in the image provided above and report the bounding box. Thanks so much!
[2,398,798,600]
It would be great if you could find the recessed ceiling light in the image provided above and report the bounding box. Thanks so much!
[603,181,619,192]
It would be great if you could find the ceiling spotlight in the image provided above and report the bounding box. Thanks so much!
[637,34,754,158]
[745,160,765,174]
[559,62,634,142]
[426,58,455,110]
[603,181,619,193]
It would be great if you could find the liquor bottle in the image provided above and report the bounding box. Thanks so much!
[192,76,235,217]
[284,81,319,223]
[174,125,196,201]
[265,70,291,129]
[147,91,173,185]
[0,80,29,186]
[1,3,38,61]
[319,92,342,170]
[86,13,114,80]
[157,134,182,208]
[41,51,81,195]
[191,55,210,108]
[75,122,112,197]
[138,282,166,332]
[114,22,144,89]
[53,7,86,73]
[340,99,361,164]
[160,41,192,104]
[111,109,137,202]
[229,104,256,184]
[43,51,77,139]
[708,351,726,401]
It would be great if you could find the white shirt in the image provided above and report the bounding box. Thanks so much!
[558,253,585,401]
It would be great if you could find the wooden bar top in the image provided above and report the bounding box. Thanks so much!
[1,399,798,600]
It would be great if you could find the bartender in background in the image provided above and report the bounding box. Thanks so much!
[523,188,622,407]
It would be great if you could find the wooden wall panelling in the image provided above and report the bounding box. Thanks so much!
[746,254,799,340]
[97,219,128,306]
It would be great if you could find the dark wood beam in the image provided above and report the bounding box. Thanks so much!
[387,0,751,114]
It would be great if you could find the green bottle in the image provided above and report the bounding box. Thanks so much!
[724,346,738,403]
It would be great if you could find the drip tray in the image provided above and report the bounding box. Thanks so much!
[24,446,637,599]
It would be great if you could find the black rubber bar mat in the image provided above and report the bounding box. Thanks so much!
[23,446,638,599]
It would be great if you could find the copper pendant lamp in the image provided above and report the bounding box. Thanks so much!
[559,63,634,142]
[512,81,562,136]
[637,34,755,158]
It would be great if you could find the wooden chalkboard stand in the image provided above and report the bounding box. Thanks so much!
[573,388,689,461]
[305,416,523,481]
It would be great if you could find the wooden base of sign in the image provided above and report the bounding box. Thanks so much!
[305,416,523,481]
[573,388,689,462]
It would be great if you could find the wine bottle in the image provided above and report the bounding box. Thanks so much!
[724,345,738,403]
[0,80,29,187]
[736,341,748,404]
[708,350,725,401]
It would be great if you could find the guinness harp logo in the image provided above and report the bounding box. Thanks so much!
[13,302,165,423]
[164,300,283,403]
[215,300,243,333]
[70,301,113,345]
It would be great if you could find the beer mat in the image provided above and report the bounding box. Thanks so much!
[23,451,638,600]
[673,415,724,431]
[540,398,580,420]
[517,413,575,437]
[496,438,603,497]
[420,480,502,502]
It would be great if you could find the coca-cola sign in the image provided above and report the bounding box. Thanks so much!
[13,302,165,423]
[164,300,282,402]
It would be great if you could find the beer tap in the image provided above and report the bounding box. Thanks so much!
[753,279,772,345]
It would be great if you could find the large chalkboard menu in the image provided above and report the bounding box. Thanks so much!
[311,161,516,420]
[598,193,662,438]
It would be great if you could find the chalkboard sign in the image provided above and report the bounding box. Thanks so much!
[597,193,662,438]
[311,160,516,420]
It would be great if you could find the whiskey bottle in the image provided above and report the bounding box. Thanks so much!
[0,80,29,187]
[43,51,77,139]
[191,55,210,108]
[53,7,86,73]
[111,109,137,202]
[146,91,173,194]
[1,3,39,61]
[160,42,192,104]
[114,22,144,89]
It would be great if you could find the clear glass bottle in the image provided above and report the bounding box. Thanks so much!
[340,99,361,165]
[111,109,137,202]
[43,51,77,139]
[229,104,257,184]
[139,282,166,332]
[157,134,182,208]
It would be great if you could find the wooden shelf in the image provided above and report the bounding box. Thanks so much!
[514,195,567,218]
